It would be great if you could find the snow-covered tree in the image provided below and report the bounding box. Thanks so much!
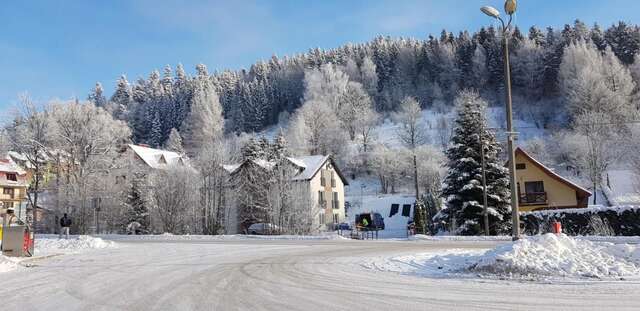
[439,90,511,235]
[7,94,53,230]
[49,100,131,233]
[564,112,626,204]
[181,69,224,155]
[165,128,184,154]
[339,82,374,140]
[559,40,636,122]
[88,82,107,108]
[394,96,428,199]
[148,166,199,234]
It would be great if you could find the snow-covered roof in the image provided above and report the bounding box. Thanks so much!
[0,158,26,175]
[224,154,349,185]
[128,144,187,169]
[290,155,329,181]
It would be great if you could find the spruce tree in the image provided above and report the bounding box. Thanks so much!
[124,179,149,233]
[439,90,511,235]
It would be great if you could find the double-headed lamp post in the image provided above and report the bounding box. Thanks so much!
[481,0,520,241]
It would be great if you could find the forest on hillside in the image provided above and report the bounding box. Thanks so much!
[86,20,640,147]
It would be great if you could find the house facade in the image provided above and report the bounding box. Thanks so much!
[224,155,349,234]
[513,148,591,212]
[0,158,29,217]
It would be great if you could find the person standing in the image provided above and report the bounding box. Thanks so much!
[59,213,72,239]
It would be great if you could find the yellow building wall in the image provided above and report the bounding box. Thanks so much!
[515,153,578,212]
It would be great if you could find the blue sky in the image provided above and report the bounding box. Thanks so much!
[2,0,640,118]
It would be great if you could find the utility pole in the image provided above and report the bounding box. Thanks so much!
[481,0,520,241]
[478,134,490,236]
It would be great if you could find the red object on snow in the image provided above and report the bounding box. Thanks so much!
[23,230,33,255]
[552,222,562,234]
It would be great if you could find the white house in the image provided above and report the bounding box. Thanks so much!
[125,144,189,170]
[224,155,349,234]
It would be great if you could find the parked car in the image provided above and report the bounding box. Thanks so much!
[355,212,385,230]
[335,222,351,231]
[247,223,280,235]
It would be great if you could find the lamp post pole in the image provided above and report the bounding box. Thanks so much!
[481,0,520,240]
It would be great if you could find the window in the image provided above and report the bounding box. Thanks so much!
[320,170,326,186]
[3,188,15,198]
[402,204,412,217]
[389,204,399,217]
[319,213,325,225]
[524,181,544,193]
[318,191,325,206]
[4,202,14,208]
[332,192,339,209]
[331,171,336,188]
[6,173,17,182]
[333,214,339,224]
[516,163,526,170]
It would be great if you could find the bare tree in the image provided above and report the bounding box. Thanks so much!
[8,94,52,231]
[394,96,428,199]
[148,166,199,234]
[569,112,625,204]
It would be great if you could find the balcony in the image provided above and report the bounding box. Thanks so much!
[519,192,547,205]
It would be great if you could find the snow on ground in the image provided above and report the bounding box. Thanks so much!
[35,235,116,255]
[98,232,348,242]
[606,169,640,205]
[0,235,116,273]
[364,233,640,281]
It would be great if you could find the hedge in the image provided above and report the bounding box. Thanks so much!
[521,206,640,236]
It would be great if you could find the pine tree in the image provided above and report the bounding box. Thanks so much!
[272,129,288,160]
[110,75,133,120]
[124,179,149,233]
[439,90,511,235]
[149,111,163,147]
[88,82,107,107]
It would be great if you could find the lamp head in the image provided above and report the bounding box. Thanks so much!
[480,6,500,19]
[505,0,517,15]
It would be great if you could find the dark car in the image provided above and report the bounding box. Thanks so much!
[335,222,351,231]
[355,212,385,230]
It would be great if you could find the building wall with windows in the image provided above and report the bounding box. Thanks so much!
[0,159,29,213]
[308,160,346,231]
[513,148,591,212]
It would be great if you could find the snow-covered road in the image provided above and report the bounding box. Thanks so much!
[3,238,640,310]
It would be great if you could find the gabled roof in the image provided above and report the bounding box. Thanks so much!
[514,147,591,196]
[128,144,187,169]
[0,158,26,175]
[224,155,349,185]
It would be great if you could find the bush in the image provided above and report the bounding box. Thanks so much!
[521,206,640,236]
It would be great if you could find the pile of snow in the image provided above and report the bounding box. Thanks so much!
[365,234,640,280]
[408,235,512,242]
[0,255,20,273]
[469,234,640,279]
[35,235,116,255]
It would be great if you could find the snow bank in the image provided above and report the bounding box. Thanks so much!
[408,235,512,242]
[35,235,117,255]
[0,254,20,273]
[469,234,640,279]
[365,234,640,280]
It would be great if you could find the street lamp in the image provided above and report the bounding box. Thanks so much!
[481,0,520,241]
